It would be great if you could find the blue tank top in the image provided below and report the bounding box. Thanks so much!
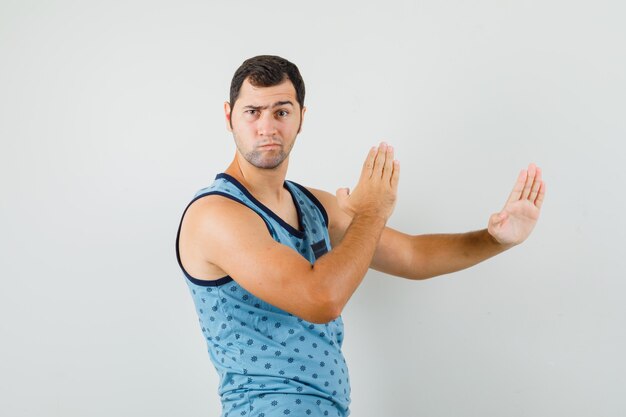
[175,173,351,417]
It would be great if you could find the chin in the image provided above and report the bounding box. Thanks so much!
[254,161,285,170]
[246,152,287,170]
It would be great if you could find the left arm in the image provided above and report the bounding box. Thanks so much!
[371,227,512,280]
[311,163,546,280]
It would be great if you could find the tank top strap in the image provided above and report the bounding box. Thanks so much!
[190,174,279,239]
[284,180,329,229]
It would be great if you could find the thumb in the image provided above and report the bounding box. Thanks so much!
[336,187,350,202]
[489,211,507,227]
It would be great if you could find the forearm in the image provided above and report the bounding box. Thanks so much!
[410,229,515,279]
[303,142,398,318]
[377,229,513,279]
[312,213,386,315]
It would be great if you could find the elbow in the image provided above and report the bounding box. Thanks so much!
[324,295,344,322]
[301,288,343,324]
[404,270,436,280]
[306,309,341,324]
[309,304,342,324]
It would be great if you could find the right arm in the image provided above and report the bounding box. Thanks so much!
[181,144,399,324]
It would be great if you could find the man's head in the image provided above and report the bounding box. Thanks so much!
[229,55,305,118]
[225,56,306,170]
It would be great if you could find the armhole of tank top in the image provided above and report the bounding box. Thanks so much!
[287,181,329,227]
[175,190,274,287]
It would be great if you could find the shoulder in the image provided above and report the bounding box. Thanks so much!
[182,194,270,244]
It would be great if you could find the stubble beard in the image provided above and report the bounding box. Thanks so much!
[234,133,295,170]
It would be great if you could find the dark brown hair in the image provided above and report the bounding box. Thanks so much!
[229,55,305,111]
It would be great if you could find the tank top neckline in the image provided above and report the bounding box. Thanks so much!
[215,173,306,238]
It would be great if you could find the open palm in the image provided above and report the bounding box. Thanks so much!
[488,163,546,246]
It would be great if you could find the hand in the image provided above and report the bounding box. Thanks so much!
[336,143,400,220]
[488,163,546,246]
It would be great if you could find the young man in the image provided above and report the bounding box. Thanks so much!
[175,55,545,417]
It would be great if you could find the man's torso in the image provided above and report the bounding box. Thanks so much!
[175,173,352,417]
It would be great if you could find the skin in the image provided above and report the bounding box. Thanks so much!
[313,162,545,279]
[178,77,546,323]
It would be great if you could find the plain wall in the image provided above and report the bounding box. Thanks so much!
[1,1,625,416]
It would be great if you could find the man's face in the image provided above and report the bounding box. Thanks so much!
[225,78,305,170]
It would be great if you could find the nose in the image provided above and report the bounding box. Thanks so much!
[257,112,277,137]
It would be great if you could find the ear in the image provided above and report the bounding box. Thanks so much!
[297,106,306,133]
[224,101,233,132]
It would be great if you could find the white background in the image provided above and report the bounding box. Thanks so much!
[1,1,625,416]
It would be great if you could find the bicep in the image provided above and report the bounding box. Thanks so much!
[186,197,331,322]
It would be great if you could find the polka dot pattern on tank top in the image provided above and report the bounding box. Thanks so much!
[180,174,351,416]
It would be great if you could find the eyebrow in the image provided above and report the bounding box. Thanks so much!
[242,100,295,111]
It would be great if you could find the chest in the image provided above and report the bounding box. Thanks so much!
[259,190,302,232]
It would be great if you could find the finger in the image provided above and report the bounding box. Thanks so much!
[506,169,528,205]
[382,145,395,182]
[390,160,400,190]
[336,187,350,202]
[528,167,542,201]
[361,147,377,179]
[520,163,537,200]
[372,142,388,178]
[534,181,546,209]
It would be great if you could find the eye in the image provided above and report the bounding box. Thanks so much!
[276,109,289,117]
[245,109,258,116]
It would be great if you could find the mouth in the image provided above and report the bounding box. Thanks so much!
[257,143,282,150]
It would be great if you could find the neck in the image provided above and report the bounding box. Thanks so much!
[224,153,290,202]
